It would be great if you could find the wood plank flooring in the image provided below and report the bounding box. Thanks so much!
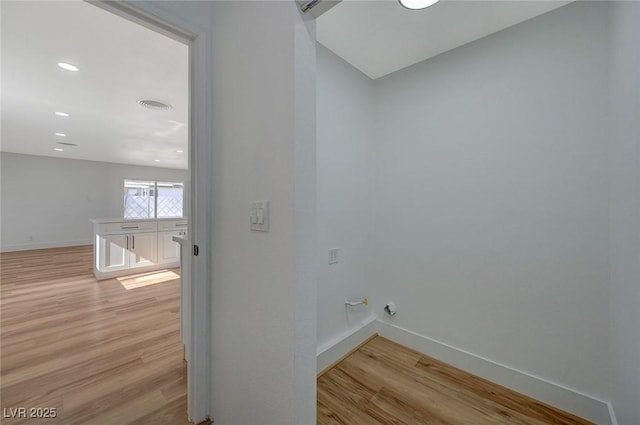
[317,336,594,425]
[0,245,191,424]
[2,246,595,424]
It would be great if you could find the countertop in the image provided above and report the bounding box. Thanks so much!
[172,235,189,244]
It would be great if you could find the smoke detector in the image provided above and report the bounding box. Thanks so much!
[138,99,172,110]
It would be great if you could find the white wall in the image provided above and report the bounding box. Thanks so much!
[316,44,375,353]
[210,2,316,425]
[609,2,640,424]
[370,1,611,401]
[0,152,187,251]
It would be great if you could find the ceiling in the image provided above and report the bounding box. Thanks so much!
[1,1,572,169]
[317,0,571,79]
[1,1,189,169]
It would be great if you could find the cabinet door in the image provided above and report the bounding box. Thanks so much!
[129,232,158,268]
[157,231,182,265]
[97,234,129,272]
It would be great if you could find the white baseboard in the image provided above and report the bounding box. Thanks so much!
[317,316,377,374]
[376,320,613,425]
[0,239,92,252]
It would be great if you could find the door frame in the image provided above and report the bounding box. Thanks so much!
[89,1,212,422]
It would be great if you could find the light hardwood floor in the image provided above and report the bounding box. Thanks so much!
[0,245,191,424]
[318,336,594,425]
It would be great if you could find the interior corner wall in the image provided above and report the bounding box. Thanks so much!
[609,2,640,424]
[370,1,611,400]
[210,2,316,424]
[293,9,318,424]
[316,44,376,353]
[0,152,188,251]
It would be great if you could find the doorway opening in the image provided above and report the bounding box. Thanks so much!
[0,1,207,422]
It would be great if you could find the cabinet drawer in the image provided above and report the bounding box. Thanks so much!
[158,219,188,231]
[97,220,157,235]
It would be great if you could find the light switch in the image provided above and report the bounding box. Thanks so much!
[250,201,269,232]
[257,207,264,225]
[328,248,339,265]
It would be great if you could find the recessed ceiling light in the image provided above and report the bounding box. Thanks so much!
[176,150,184,153]
[55,133,66,137]
[154,159,161,162]
[398,0,439,10]
[55,111,69,117]
[138,99,173,110]
[54,148,64,152]
[57,62,79,72]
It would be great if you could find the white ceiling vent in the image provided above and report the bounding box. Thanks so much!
[57,141,78,146]
[138,99,172,110]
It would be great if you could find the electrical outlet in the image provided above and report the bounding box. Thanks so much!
[328,248,339,265]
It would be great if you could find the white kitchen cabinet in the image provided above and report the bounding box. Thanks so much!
[96,231,157,274]
[97,234,129,273]
[158,219,188,232]
[129,232,158,268]
[158,230,186,265]
[91,218,186,280]
[157,219,188,265]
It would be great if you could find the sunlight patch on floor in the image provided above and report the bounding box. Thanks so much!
[117,269,179,290]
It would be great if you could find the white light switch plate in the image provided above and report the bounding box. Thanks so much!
[328,248,339,265]
[250,201,269,232]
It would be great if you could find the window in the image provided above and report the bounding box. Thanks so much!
[156,182,185,218]
[124,179,184,219]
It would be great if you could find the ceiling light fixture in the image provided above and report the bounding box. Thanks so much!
[398,0,439,10]
[55,111,69,117]
[54,148,64,152]
[57,62,79,72]
[154,159,161,162]
[176,149,184,153]
[55,133,66,137]
[138,99,173,111]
